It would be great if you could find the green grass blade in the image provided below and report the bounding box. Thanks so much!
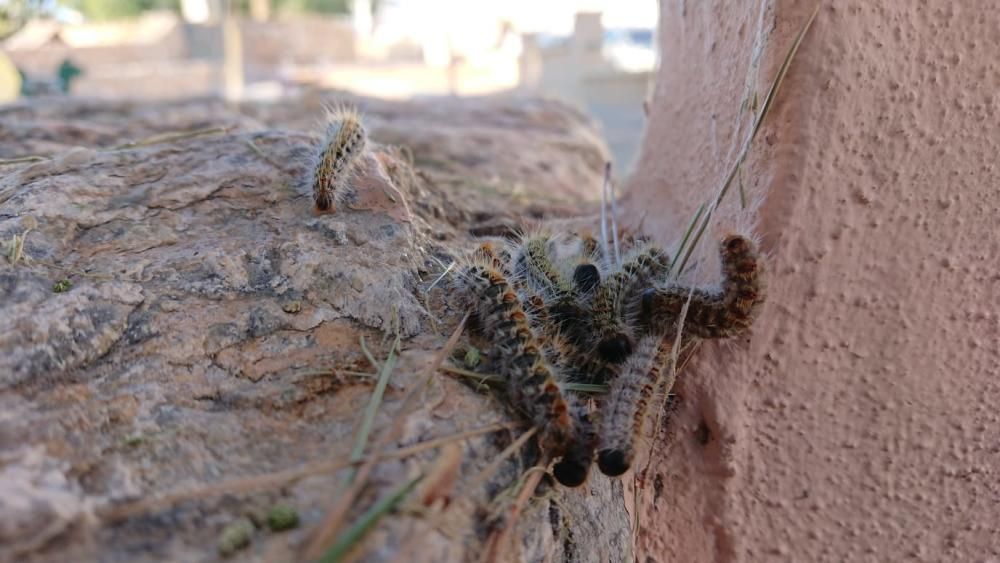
[347,329,401,480]
[562,382,609,394]
[316,474,423,563]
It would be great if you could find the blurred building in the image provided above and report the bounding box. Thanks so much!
[1,0,655,169]
[519,12,656,172]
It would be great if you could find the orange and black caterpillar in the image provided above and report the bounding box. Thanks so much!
[640,234,764,339]
[587,243,670,364]
[451,231,764,486]
[596,334,674,476]
[457,258,592,487]
[512,233,595,349]
[310,106,367,212]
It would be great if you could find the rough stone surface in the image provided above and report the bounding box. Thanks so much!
[624,2,1000,562]
[0,93,627,562]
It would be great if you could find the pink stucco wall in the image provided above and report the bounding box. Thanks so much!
[623,1,1000,561]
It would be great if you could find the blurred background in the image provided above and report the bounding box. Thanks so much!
[0,0,657,172]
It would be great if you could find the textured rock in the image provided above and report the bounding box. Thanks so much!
[0,93,626,562]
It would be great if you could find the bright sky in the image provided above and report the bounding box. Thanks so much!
[374,0,656,65]
[377,0,657,37]
[499,0,659,33]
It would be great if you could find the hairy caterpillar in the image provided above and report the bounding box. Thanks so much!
[309,105,367,212]
[456,259,592,486]
[597,335,673,476]
[511,232,591,347]
[587,243,670,364]
[640,234,764,339]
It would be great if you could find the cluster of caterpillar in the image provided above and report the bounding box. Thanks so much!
[452,230,766,485]
[307,105,367,212]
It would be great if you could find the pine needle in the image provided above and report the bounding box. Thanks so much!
[671,3,820,278]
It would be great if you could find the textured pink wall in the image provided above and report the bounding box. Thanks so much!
[624,1,1000,561]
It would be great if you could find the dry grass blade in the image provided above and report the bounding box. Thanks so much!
[245,138,289,172]
[386,426,536,563]
[386,422,514,461]
[749,3,821,147]
[738,162,748,209]
[608,163,622,266]
[464,427,537,494]
[317,474,424,563]
[439,364,504,390]
[111,125,232,151]
[480,466,547,563]
[563,382,609,394]
[358,335,383,382]
[0,126,233,167]
[98,421,512,524]
[417,443,464,508]
[599,162,612,266]
[666,203,705,279]
[0,155,47,166]
[6,230,29,265]
[426,261,456,293]
[302,314,470,560]
[673,211,711,278]
[441,365,608,394]
[672,3,820,278]
[667,202,704,277]
[634,289,696,538]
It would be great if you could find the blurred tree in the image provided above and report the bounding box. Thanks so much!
[273,0,349,15]
[68,0,181,20]
[249,0,270,21]
[0,0,47,39]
